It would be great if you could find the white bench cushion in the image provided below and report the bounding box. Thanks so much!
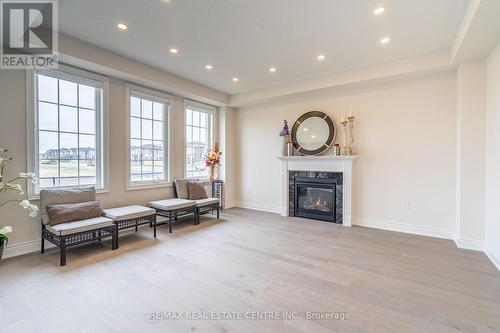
[46,216,114,236]
[148,198,195,211]
[194,198,219,207]
[103,205,156,221]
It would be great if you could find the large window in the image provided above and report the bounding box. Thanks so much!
[127,86,169,188]
[30,68,106,193]
[185,103,214,178]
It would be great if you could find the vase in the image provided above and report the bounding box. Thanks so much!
[0,239,4,260]
[282,134,292,156]
[209,165,219,182]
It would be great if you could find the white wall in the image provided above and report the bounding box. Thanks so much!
[455,61,486,249]
[234,72,458,237]
[218,107,236,208]
[485,42,500,269]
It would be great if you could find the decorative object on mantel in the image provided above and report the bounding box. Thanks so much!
[279,120,292,156]
[0,147,39,259]
[333,144,341,156]
[340,116,349,155]
[340,113,357,155]
[291,111,336,156]
[205,142,222,182]
[287,142,294,156]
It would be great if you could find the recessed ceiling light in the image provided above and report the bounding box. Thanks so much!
[269,67,277,73]
[169,48,179,54]
[117,23,128,30]
[317,54,326,61]
[374,7,385,15]
[380,37,391,44]
[205,64,213,70]
[232,77,239,82]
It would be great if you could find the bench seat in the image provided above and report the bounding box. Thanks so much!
[103,205,157,240]
[46,216,114,236]
[194,198,220,207]
[104,205,156,221]
[148,199,196,233]
[148,198,195,211]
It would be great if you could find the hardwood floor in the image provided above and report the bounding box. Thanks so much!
[1,208,499,333]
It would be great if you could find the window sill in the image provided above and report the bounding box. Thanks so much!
[125,181,172,192]
[186,177,209,181]
[28,187,109,201]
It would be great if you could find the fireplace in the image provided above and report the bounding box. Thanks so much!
[295,178,336,222]
[289,171,343,224]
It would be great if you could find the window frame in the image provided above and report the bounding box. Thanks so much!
[26,65,110,199]
[184,100,216,180]
[125,84,171,191]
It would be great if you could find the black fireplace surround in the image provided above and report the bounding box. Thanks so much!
[289,171,343,224]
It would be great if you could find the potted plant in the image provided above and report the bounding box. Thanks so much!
[0,148,39,260]
[204,142,222,182]
[0,226,12,259]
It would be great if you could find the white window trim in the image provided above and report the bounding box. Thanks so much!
[184,100,217,180]
[125,84,172,191]
[26,64,110,200]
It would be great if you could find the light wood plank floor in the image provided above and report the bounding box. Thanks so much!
[1,208,500,333]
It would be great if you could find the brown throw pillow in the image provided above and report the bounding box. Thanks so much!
[187,181,208,200]
[46,201,104,226]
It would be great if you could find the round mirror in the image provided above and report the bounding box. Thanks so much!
[291,111,336,155]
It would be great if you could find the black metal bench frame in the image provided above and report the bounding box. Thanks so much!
[41,223,118,266]
[196,202,220,225]
[113,214,157,247]
[155,206,197,233]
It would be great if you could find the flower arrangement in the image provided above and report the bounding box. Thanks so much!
[205,142,222,168]
[204,142,222,181]
[0,148,39,248]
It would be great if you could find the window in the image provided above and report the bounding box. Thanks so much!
[29,68,107,194]
[126,86,170,189]
[185,102,214,178]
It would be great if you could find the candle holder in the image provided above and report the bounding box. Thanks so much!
[347,115,356,155]
[340,119,349,155]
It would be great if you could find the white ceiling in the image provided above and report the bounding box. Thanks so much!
[59,0,468,95]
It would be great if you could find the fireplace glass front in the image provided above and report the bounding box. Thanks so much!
[294,177,336,222]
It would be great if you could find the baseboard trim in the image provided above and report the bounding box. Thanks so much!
[485,251,500,272]
[2,239,55,259]
[352,217,454,240]
[235,201,281,214]
[454,238,485,252]
[2,227,143,259]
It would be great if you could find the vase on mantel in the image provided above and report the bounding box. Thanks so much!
[209,165,219,182]
[282,134,292,156]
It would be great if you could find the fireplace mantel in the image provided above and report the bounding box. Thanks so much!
[277,155,357,162]
[277,155,357,226]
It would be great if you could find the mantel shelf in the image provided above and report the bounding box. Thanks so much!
[277,155,358,161]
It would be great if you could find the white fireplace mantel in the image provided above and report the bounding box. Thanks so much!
[277,155,357,227]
